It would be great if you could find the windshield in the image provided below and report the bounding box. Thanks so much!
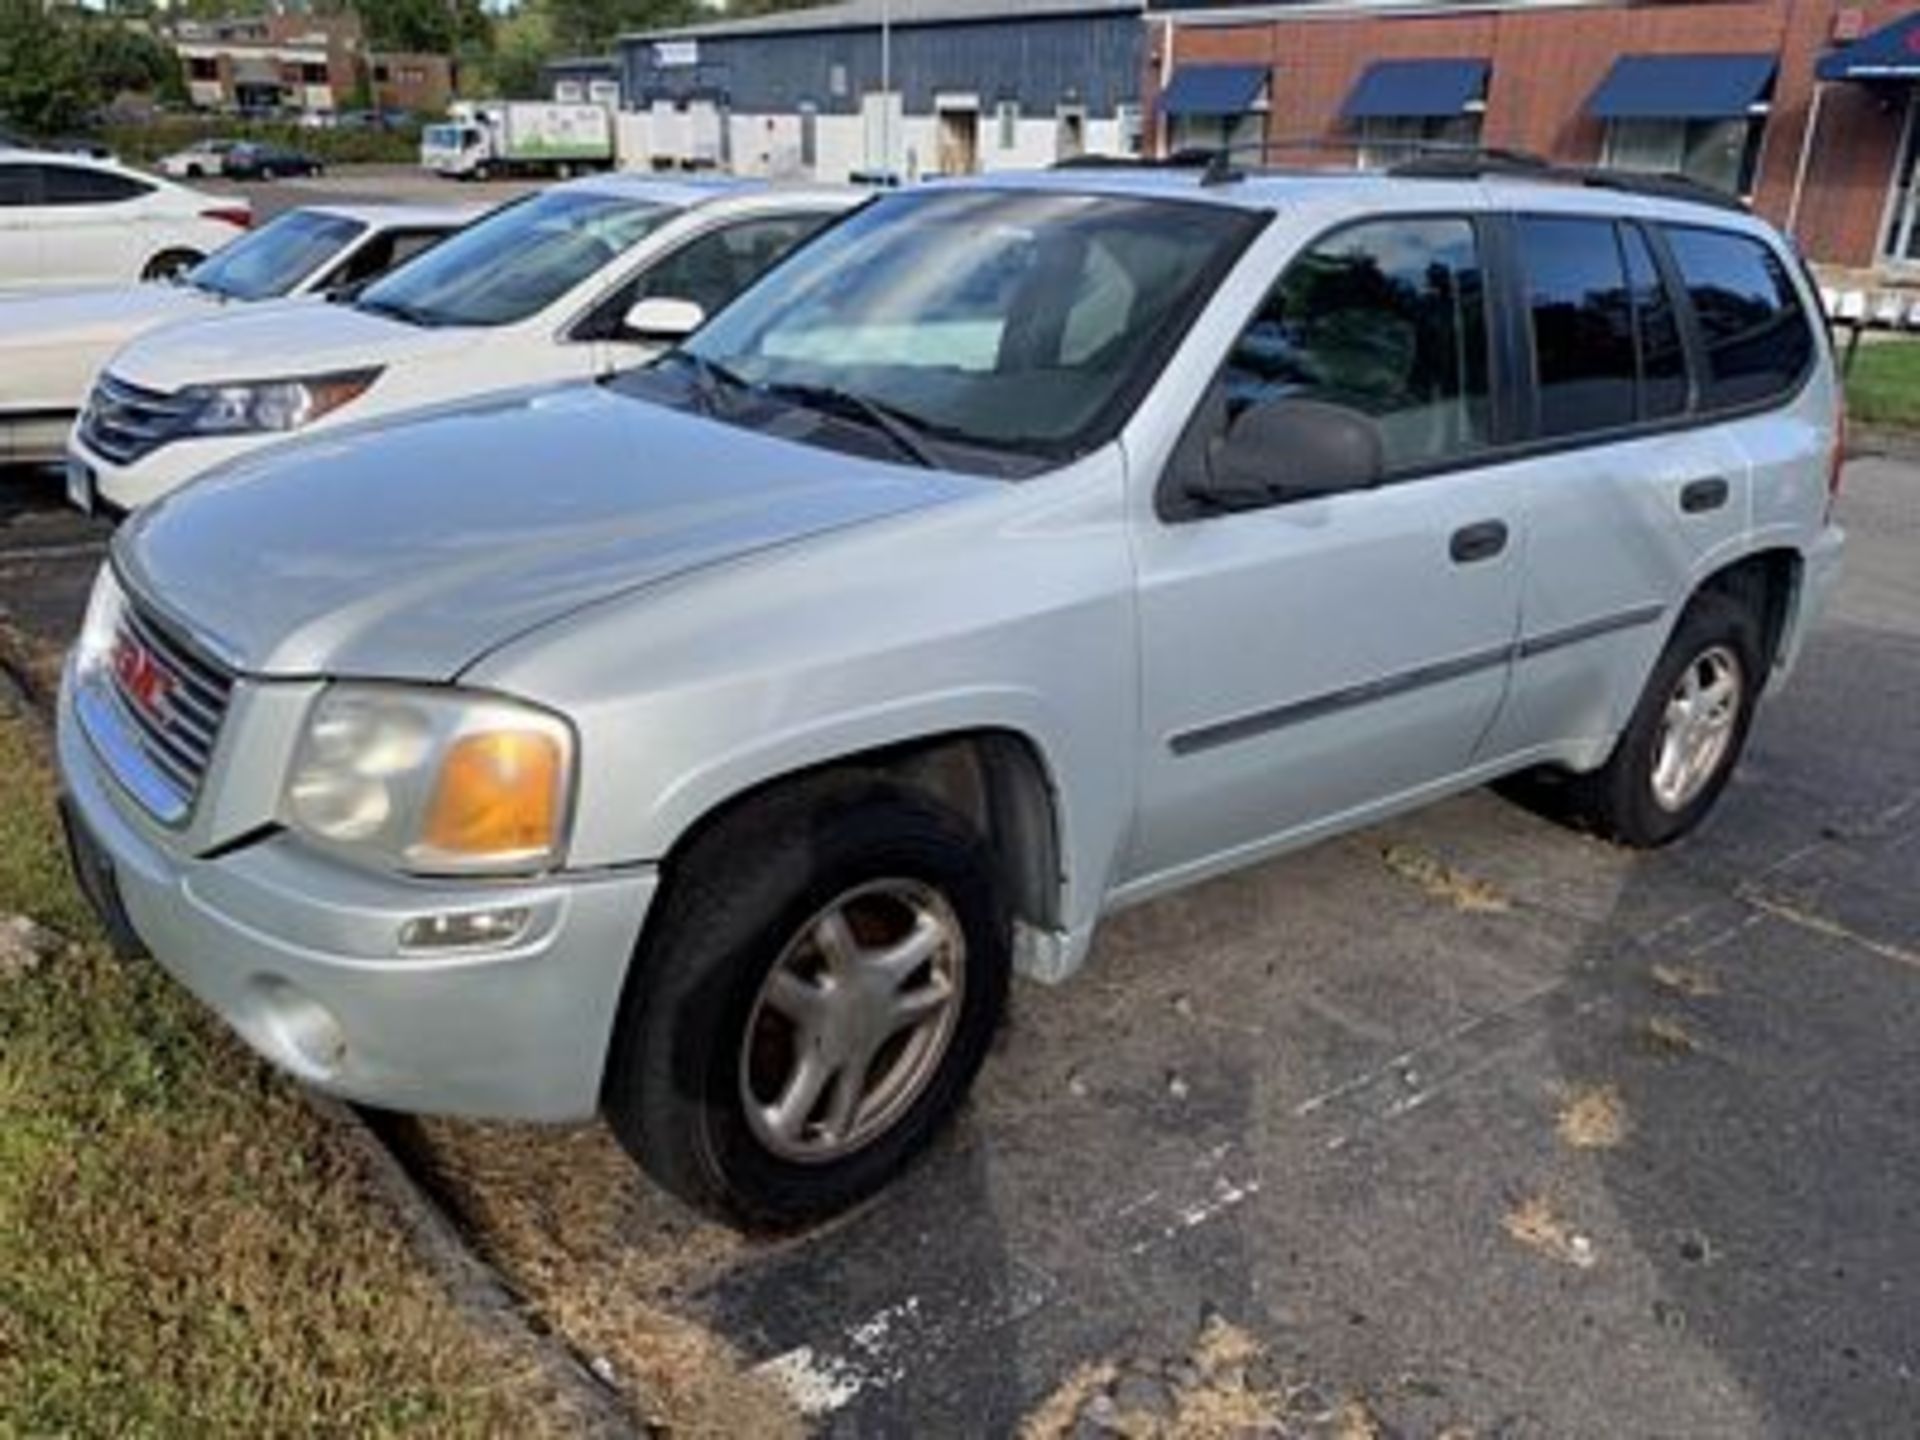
[354,189,673,328]
[181,209,365,301]
[423,124,462,148]
[625,189,1263,477]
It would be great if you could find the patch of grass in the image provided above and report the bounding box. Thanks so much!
[1555,1083,1627,1150]
[1378,843,1511,915]
[0,708,561,1434]
[1845,338,1920,430]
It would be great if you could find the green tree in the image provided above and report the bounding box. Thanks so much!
[545,0,698,58]
[0,0,95,134]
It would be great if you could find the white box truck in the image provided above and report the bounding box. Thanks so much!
[421,101,614,180]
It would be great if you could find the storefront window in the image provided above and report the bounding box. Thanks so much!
[1603,117,1762,197]
[1356,113,1483,170]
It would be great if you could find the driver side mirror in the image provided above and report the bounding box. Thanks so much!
[1196,397,1386,511]
[621,296,705,344]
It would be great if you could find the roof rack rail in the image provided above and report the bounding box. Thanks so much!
[1053,140,1748,212]
[1388,150,1750,212]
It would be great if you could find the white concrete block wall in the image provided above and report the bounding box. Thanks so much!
[613,103,1134,182]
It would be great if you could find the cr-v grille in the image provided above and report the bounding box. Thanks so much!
[79,373,197,465]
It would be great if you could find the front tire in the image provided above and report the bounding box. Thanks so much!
[603,776,1011,1230]
[1563,591,1764,847]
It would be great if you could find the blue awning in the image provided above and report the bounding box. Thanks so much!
[1818,12,1920,80]
[1341,58,1489,119]
[1586,53,1776,120]
[1160,63,1268,117]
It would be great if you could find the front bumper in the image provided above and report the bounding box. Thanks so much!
[56,678,656,1121]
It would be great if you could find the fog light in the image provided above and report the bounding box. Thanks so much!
[398,906,533,953]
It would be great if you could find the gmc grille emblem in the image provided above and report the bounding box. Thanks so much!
[112,635,173,721]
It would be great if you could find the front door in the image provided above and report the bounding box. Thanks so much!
[937,107,980,174]
[1126,214,1525,889]
[0,163,42,288]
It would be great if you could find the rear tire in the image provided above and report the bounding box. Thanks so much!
[1561,591,1764,848]
[141,248,203,281]
[603,775,1011,1231]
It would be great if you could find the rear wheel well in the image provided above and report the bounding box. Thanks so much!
[1696,548,1800,677]
[653,731,1064,937]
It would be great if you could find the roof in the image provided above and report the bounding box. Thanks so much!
[929,163,1779,231]
[558,172,866,212]
[623,0,1138,44]
[301,201,487,228]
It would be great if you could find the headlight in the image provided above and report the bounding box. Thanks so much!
[182,368,380,437]
[73,565,124,685]
[283,684,575,877]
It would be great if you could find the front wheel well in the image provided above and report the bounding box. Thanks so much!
[1694,548,1802,678]
[651,730,1065,938]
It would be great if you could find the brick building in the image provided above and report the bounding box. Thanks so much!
[171,13,457,119]
[1145,0,1920,271]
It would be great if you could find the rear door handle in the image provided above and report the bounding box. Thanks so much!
[1449,519,1509,565]
[1680,477,1731,514]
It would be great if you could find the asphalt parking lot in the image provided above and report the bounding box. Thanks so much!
[4,451,1914,1436]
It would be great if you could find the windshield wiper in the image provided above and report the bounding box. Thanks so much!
[762,380,941,469]
[660,350,751,417]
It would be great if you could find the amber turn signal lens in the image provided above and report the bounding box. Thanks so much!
[420,730,564,860]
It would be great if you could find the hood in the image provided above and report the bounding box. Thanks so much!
[117,383,982,681]
[0,286,222,409]
[0,284,218,354]
[107,298,465,391]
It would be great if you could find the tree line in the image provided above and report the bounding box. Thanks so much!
[0,0,821,137]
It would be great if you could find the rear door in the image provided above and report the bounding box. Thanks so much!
[0,163,42,288]
[1127,213,1527,887]
[38,163,156,284]
[1481,214,1753,761]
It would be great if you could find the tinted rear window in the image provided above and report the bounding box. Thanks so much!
[1518,216,1636,438]
[1620,224,1689,420]
[1662,225,1814,410]
[42,165,150,205]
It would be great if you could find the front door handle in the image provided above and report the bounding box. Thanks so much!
[1680,477,1731,514]
[1449,519,1509,565]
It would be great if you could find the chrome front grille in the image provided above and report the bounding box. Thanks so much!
[96,594,235,820]
[79,373,198,465]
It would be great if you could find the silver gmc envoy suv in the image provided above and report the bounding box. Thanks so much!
[58,160,1845,1227]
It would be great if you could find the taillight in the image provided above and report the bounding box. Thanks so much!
[201,206,251,230]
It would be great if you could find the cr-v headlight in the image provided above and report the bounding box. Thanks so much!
[182,368,380,436]
[283,685,575,877]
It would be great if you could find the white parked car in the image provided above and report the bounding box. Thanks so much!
[158,139,238,179]
[0,204,472,468]
[0,150,250,292]
[67,176,858,514]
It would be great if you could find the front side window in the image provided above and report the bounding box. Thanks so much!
[625,189,1263,477]
[42,165,150,206]
[0,164,32,207]
[1663,224,1813,410]
[1518,216,1636,438]
[353,189,673,327]
[1214,216,1491,474]
[182,209,365,300]
[623,214,831,320]
[1604,117,1762,197]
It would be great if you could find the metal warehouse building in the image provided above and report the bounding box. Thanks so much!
[1146,0,1920,271]
[611,0,1146,181]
